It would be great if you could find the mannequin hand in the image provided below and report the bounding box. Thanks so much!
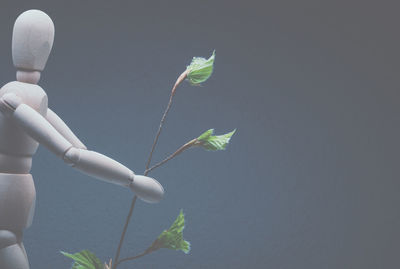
[130,175,164,203]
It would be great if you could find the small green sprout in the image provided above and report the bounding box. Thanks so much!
[61,250,104,269]
[149,210,190,254]
[197,129,236,151]
[186,50,215,85]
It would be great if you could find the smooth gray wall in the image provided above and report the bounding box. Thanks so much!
[0,0,399,268]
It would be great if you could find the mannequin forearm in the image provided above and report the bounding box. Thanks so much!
[63,147,134,187]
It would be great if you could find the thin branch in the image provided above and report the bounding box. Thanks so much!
[112,195,137,269]
[115,139,196,268]
[115,249,153,267]
[145,139,198,174]
[113,69,188,269]
[145,69,189,171]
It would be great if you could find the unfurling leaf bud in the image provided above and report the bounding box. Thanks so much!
[149,210,190,254]
[196,129,236,151]
[186,50,215,85]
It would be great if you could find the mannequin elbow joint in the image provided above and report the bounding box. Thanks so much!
[63,147,81,165]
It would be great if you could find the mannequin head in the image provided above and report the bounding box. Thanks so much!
[12,10,54,83]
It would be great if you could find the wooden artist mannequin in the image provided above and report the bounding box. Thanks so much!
[0,10,164,268]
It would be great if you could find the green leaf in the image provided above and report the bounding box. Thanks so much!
[197,129,236,151]
[186,50,215,85]
[197,129,214,141]
[61,250,104,269]
[150,210,190,254]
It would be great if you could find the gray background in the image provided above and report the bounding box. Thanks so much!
[0,0,399,268]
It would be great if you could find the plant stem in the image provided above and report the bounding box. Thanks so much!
[115,249,153,267]
[145,139,197,174]
[113,69,188,269]
[115,139,196,267]
[112,195,137,269]
[145,69,189,171]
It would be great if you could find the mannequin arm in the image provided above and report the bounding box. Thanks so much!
[46,108,87,149]
[0,93,163,203]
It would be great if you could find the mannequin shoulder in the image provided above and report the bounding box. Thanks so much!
[0,81,48,115]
